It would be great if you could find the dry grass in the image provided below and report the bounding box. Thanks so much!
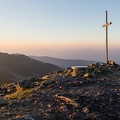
[4,84,39,99]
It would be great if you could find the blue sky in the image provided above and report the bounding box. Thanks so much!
[0,0,120,56]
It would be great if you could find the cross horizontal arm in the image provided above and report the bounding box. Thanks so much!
[102,22,112,27]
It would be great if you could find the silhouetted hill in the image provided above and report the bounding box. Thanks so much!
[0,52,59,85]
[30,56,99,68]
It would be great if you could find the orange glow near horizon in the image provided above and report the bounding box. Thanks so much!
[0,34,119,55]
[0,39,104,49]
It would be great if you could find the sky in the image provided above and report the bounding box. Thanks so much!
[0,0,120,57]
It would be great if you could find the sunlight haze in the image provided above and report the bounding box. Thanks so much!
[0,0,120,58]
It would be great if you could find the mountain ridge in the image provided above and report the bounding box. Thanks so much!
[0,52,59,85]
[30,56,100,68]
[32,48,120,64]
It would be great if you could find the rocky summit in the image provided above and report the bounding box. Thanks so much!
[0,61,120,120]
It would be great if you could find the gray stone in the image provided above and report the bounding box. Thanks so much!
[82,107,89,113]
[43,80,52,85]
[54,75,65,82]
[0,98,7,106]
[41,75,49,80]
[15,115,35,120]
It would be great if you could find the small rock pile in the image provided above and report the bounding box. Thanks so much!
[0,61,120,120]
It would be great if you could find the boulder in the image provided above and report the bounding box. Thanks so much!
[107,60,116,65]
[41,75,49,80]
[88,64,95,68]
[71,70,78,77]
[0,87,7,96]
[82,107,89,113]
[54,75,65,82]
[0,98,7,106]
[43,80,52,86]
[83,73,92,78]
[19,80,34,89]
[94,68,102,74]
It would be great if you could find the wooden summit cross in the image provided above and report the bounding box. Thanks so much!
[102,11,112,64]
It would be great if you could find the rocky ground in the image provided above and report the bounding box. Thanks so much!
[0,61,120,120]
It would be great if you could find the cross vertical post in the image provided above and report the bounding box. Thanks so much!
[106,11,108,64]
[102,11,112,64]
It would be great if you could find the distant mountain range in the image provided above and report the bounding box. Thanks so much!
[30,56,99,68]
[0,52,59,85]
[0,47,119,85]
[58,48,120,64]
[30,48,120,64]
